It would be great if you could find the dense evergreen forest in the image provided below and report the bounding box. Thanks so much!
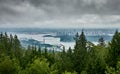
[0,30,120,74]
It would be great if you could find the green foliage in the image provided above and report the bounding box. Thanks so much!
[19,58,50,74]
[107,30,120,67]
[86,46,108,74]
[0,54,21,74]
[73,31,87,73]
[105,61,120,74]
[81,71,87,74]
[105,66,116,74]
[38,46,42,56]
[0,33,22,58]
[62,71,77,74]
[0,31,120,74]
[98,36,105,46]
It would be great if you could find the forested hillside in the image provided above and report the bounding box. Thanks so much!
[0,30,120,74]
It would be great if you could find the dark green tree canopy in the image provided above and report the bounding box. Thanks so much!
[98,36,105,46]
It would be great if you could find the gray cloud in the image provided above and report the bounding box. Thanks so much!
[26,0,120,15]
[0,0,120,28]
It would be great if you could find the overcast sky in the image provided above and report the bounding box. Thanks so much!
[0,0,120,28]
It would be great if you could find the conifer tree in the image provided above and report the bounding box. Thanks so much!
[0,32,3,51]
[13,34,22,58]
[67,47,72,57]
[14,35,21,50]
[98,36,105,46]
[73,30,87,73]
[38,46,42,57]
[44,47,48,57]
[10,34,13,49]
[108,30,120,67]
[66,47,74,72]
[74,32,79,50]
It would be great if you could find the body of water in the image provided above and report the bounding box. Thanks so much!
[0,28,117,50]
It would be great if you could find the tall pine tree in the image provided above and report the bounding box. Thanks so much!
[108,30,120,67]
[73,30,87,73]
[13,35,22,59]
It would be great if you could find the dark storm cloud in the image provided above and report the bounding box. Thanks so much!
[27,0,120,15]
[0,0,120,16]
[0,0,120,28]
[0,0,25,17]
